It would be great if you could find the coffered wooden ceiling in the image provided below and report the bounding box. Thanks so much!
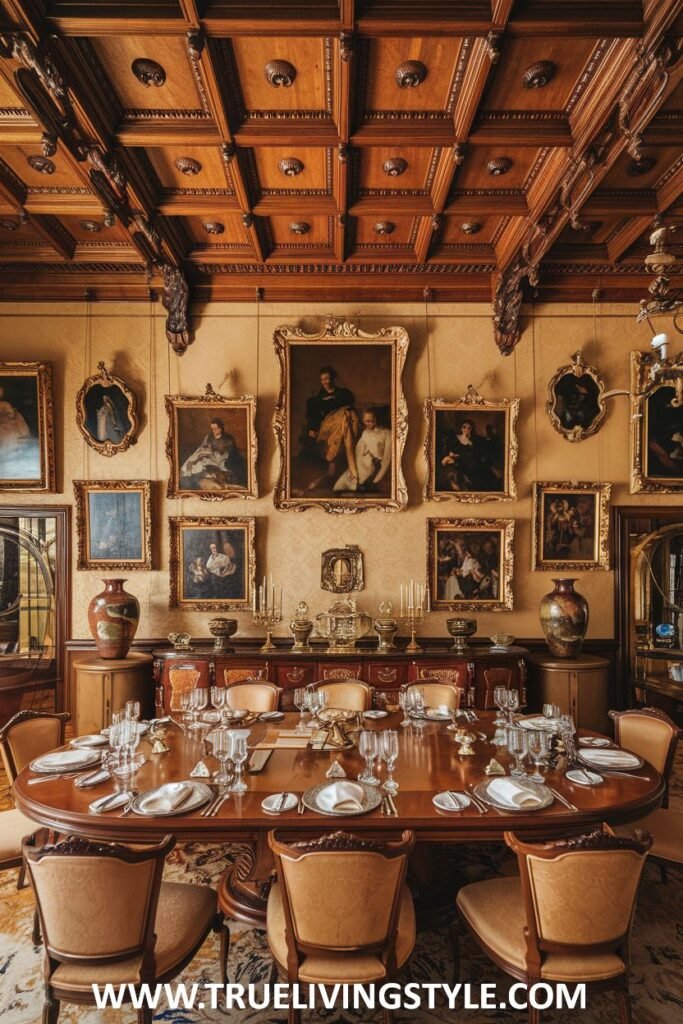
[0,0,681,354]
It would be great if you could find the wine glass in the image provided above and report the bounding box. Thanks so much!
[411,687,427,729]
[505,688,520,726]
[189,688,209,731]
[113,718,141,778]
[380,730,399,793]
[358,730,380,786]
[228,733,248,794]
[543,703,561,721]
[493,686,508,724]
[507,727,528,778]
[209,729,233,786]
[180,690,194,728]
[398,688,412,727]
[124,700,140,722]
[211,686,227,723]
[526,730,546,784]
[293,688,308,733]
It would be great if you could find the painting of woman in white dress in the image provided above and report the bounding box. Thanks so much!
[0,362,54,490]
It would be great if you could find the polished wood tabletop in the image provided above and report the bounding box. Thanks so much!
[13,712,664,844]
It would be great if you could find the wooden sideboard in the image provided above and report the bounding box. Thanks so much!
[151,644,529,714]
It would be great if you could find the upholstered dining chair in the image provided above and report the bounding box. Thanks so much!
[310,678,373,712]
[407,681,463,710]
[224,680,282,713]
[456,825,652,1024]
[24,832,227,1024]
[267,829,416,1024]
[0,709,70,891]
[167,667,202,712]
[610,707,682,881]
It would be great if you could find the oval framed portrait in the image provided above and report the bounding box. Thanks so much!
[546,351,606,443]
[76,361,138,456]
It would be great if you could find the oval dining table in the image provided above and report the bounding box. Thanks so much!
[13,711,664,927]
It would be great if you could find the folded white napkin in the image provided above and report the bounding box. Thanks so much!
[580,749,639,767]
[487,778,544,808]
[142,782,193,813]
[316,781,364,813]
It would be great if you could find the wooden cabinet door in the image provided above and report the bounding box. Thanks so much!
[217,660,271,686]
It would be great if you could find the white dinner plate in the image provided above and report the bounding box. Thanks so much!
[302,782,382,816]
[424,709,452,721]
[578,736,611,748]
[30,749,101,774]
[363,710,388,719]
[71,734,108,749]
[433,791,471,812]
[131,781,212,817]
[474,778,554,812]
[517,716,559,733]
[261,792,299,814]
[260,711,285,721]
[579,748,644,770]
[566,768,603,787]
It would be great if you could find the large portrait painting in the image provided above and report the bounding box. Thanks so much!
[273,318,408,512]
[76,361,138,457]
[427,518,514,611]
[165,385,257,500]
[532,481,611,571]
[74,480,151,570]
[0,361,54,491]
[546,351,606,443]
[424,386,518,501]
[169,516,255,610]
[630,351,683,493]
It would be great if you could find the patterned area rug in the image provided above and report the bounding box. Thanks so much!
[1,754,681,1024]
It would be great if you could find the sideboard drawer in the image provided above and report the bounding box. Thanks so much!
[317,663,363,680]
[275,663,317,689]
[366,663,408,687]
[216,660,271,685]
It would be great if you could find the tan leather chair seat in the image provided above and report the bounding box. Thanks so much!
[51,882,217,990]
[267,879,416,983]
[615,809,683,865]
[457,877,626,983]
[0,807,38,861]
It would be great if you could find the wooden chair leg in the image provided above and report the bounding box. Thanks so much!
[220,921,230,985]
[32,908,41,946]
[137,1006,153,1024]
[42,993,59,1024]
[17,861,27,889]
[288,1007,301,1024]
[615,989,632,1024]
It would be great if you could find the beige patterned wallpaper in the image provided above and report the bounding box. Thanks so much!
[0,299,679,642]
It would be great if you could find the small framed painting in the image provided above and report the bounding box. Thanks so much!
[630,351,683,493]
[546,351,606,443]
[532,481,611,571]
[0,361,54,491]
[165,384,257,500]
[75,361,138,457]
[424,385,518,501]
[74,480,152,570]
[427,517,514,611]
[169,516,255,610]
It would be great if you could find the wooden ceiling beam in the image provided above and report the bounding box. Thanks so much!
[446,193,528,215]
[606,216,653,261]
[468,118,573,147]
[583,193,658,215]
[116,123,222,147]
[507,3,644,38]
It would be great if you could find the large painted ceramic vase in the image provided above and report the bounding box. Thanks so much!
[539,578,588,659]
[88,579,140,659]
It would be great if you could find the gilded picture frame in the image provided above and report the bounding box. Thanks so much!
[427,517,514,612]
[75,361,139,457]
[423,385,518,501]
[169,516,255,611]
[546,351,606,443]
[532,481,611,571]
[630,351,683,493]
[165,384,257,500]
[273,317,408,512]
[74,480,152,570]
[0,360,55,491]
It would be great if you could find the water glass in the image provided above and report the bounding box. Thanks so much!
[293,688,308,733]
[228,733,248,794]
[113,718,141,778]
[188,688,209,730]
[526,730,547,784]
[507,726,528,778]
[543,703,561,721]
[505,688,520,726]
[358,729,380,786]
[398,688,412,727]
[493,686,508,724]
[125,700,140,722]
[380,730,399,793]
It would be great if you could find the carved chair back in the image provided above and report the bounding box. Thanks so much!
[310,679,373,712]
[224,681,282,712]
[0,710,70,782]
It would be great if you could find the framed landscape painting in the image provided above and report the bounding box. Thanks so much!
[169,516,255,610]
[74,480,151,570]
[424,385,518,501]
[427,517,514,611]
[532,481,611,571]
[273,317,408,512]
[0,361,54,491]
[165,384,257,500]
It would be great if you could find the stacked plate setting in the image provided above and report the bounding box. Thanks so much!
[30,749,101,774]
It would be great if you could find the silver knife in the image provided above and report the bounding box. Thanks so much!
[276,791,289,812]
[209,792,230,817]
[550,787,578,811]
[29,771,84,785]
[387,793,398,816]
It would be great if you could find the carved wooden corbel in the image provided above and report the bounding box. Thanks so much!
[154,261,192,355]
[618,36,682,163]
[493,256,534,356]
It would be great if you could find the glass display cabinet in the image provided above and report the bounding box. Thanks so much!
[614,506,683,722]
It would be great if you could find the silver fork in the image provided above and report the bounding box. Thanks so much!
[208,792,230,817]
[200,790,221,817]
[467,785,489,814]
